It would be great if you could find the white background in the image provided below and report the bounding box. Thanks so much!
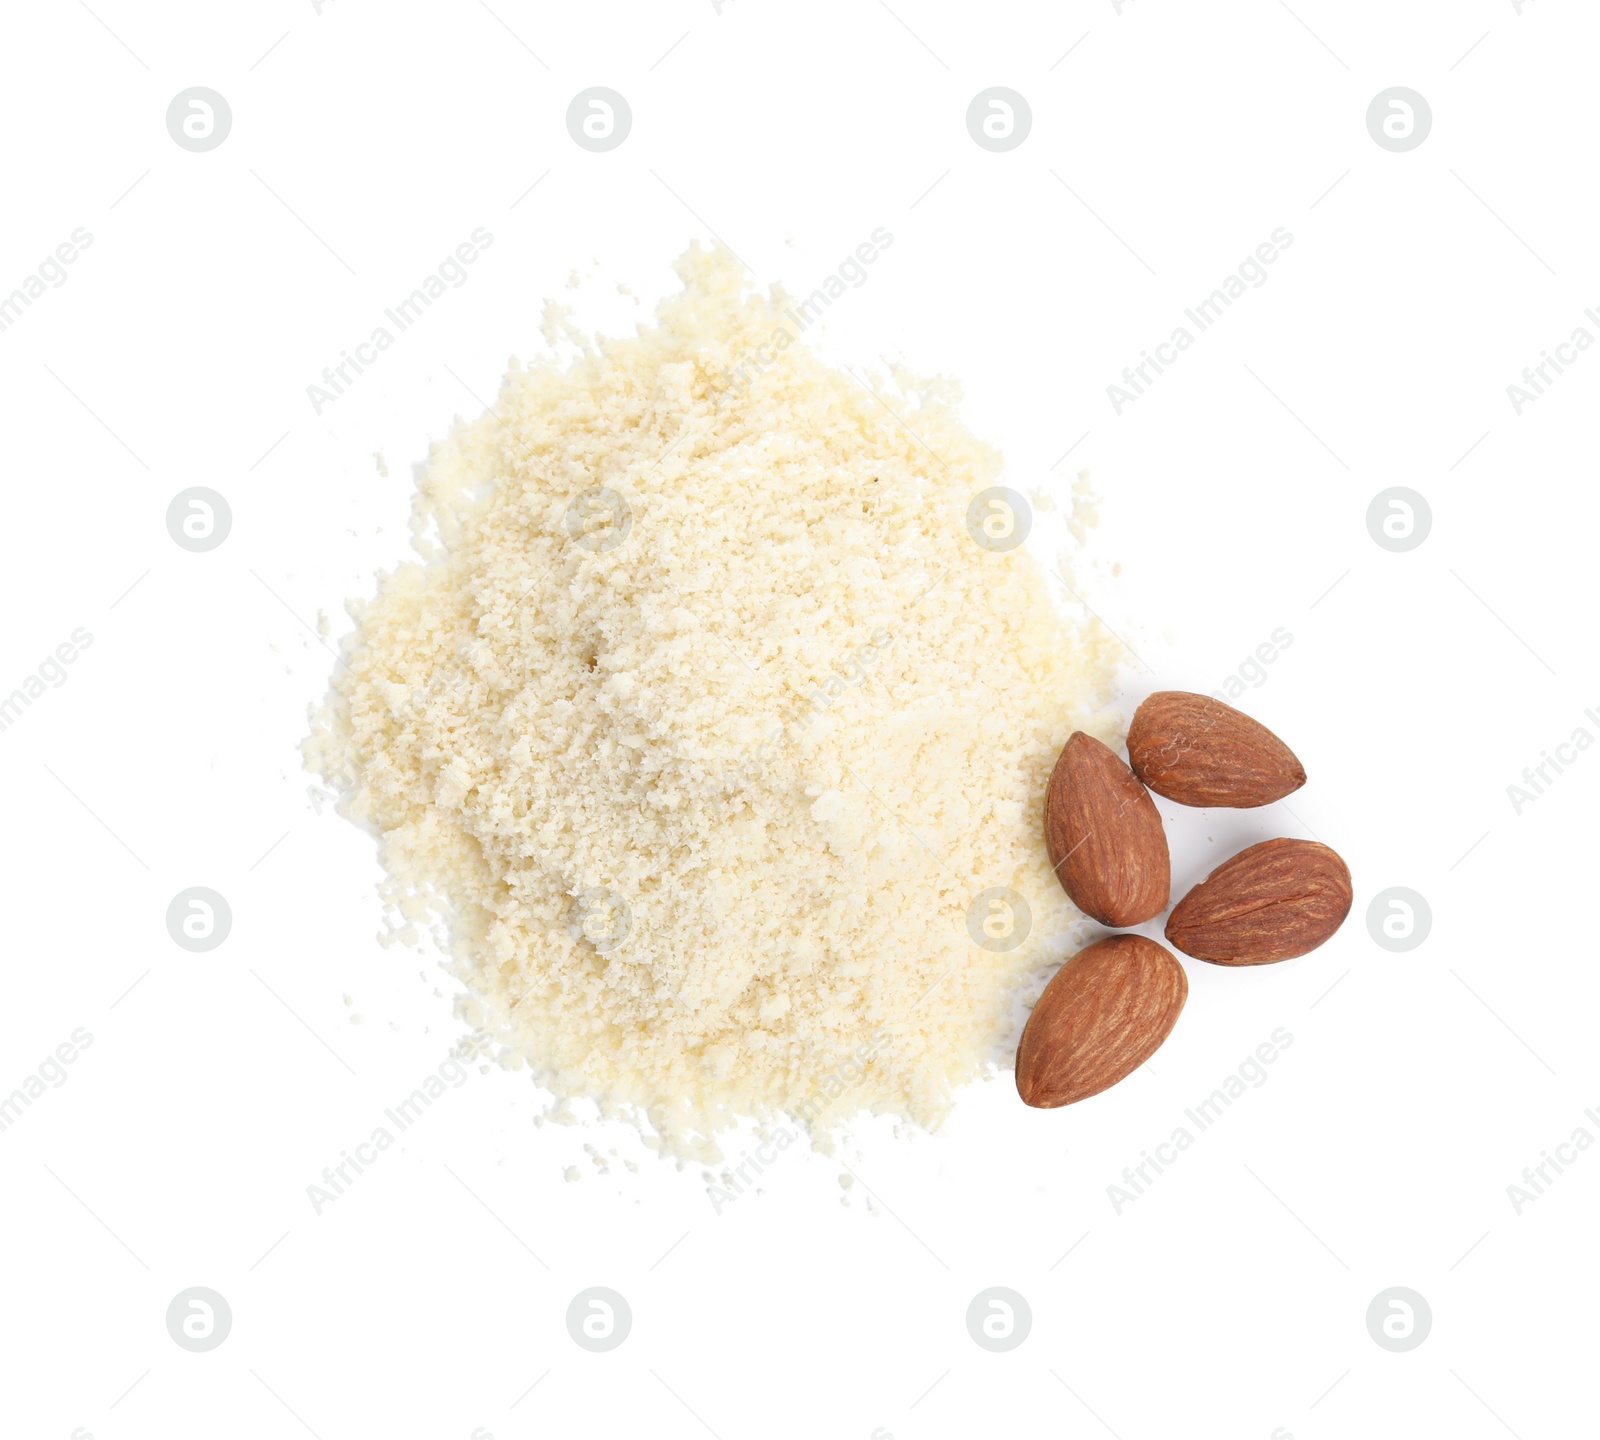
[1,2,1595,1437]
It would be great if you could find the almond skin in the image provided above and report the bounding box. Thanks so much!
[1044,732,1170,927]
[1016,935,1188,1108]
[1165,838,1352,965]
[1127,691,1306,808]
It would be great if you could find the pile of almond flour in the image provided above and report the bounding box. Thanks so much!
[306,245,1118,1159]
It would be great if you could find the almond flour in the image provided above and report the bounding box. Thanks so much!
[306,245,1117,1157]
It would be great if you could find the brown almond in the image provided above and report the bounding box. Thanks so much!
[1044,732,1170,927]
[1016,935,1188,1108]
[1127,691,1306,808]
[1165,838,1352,965]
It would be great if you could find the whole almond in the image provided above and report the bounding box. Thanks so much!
[1044,732,1170,927]
[1127,691,1306,808]
[1165,838,1351,965]
[1016,934,1188,1108]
